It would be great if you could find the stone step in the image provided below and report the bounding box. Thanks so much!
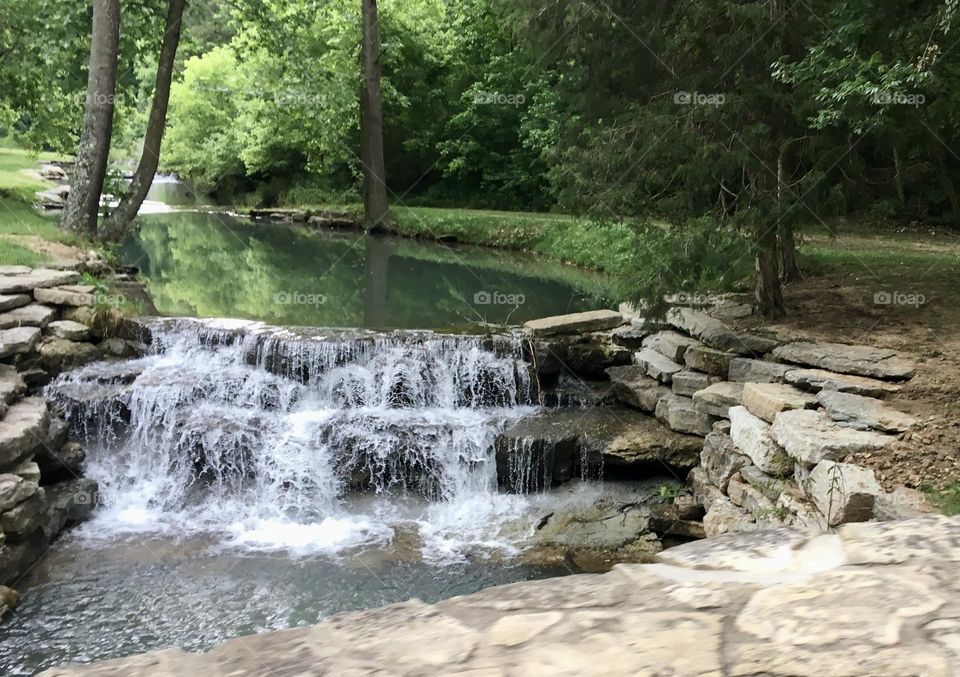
[784,368,901,397]
[0,269,80,295]
[635,348,682,383]
[666,307,780,355]
[741,382,818,423]
[728,357,790,384]
[0,303,57,329]
[522,309,623,337]
[683,346,734,378]
[641,330,702,363]
[692,382,743,418]
[47,320,91,342]
[0,294,31,313]
[655,393,716,436]
[771,409,893,466]
[816,391,918,433]
[33,285,95,307]
[0,326,41,359]
[772,342,915,381]
[672,370,720,397]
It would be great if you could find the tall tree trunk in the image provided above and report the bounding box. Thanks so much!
[100,0,187,242]
[893,145,906,208]
[755,221,785,317]
[775,143,802,282]
[360,0,389,230]
[936,150,960,225]
[60,0,120,239]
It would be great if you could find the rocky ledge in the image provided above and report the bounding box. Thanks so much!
[40,514,960,676]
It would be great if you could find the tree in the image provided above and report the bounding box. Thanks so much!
[360,0,389,229]
[101,0,187,241]
[60,0,120,238]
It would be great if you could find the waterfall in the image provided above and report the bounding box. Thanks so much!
[47,318,539,561]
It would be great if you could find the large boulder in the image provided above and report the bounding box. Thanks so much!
[728,358,790,384]
[692,382,743,418]
[42,478,98,539]
[666,307,780,355]
[771,409,893,466]
[804,460,883,527]
[816,391,918,433]
[0,398,49,467]
[772,342,915,380]
[783,368,901,398]
[728,406,792,476]
[741,383,818,423]
[635,348,682,383]
[0,489,45,539]
[523,310,623,337]
[605,366,670,413]
[0,269,80,294]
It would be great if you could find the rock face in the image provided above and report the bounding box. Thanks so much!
[692,382,742,418]
[741,382,818,423]
[605,366,669,413]
[634,348,682,383]
[771,409,893,466]
[816,390,918,433]
[805,460,883,526]
[728,406,792,476]
[773,342,915,380]
[783,368,900,397]
[728,357,790,384]
[523,310,623,337]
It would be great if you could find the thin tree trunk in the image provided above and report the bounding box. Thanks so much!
[755,221,785,317]
[60,0,120,239]
[775,143,802,283]
[101,0,187,242]
[360,0,389,230]
[936,150,960,224]
[893,146,906,208]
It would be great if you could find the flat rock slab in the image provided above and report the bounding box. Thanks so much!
[34,285,95,307]
[0,269,80,294]
[692,382,743,418]
[523,310,623,337]
[741,382,818,422]
[683,346,735,377]
[729,406,792,476]
[0,303,57,329]
[816,390,919,433]
[605,365,670,413]
[666,307,780,355]
[641,330,702,362]
[771,409,893,466]
[728,357,791,384]
[47,320,91,341]
[635,348,682,383]
[784,367,901,397]
[656,527,808,570]
[39,339,99,370]
[0,294,31,312]
[0,397,49,467]
[0,326,41,358]
[672,370,719,397]
[773,342,915,380]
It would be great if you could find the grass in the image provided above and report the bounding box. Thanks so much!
[0,141,76,265]
[925,482,960,516]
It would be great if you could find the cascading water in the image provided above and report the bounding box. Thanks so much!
[47,318,542,562]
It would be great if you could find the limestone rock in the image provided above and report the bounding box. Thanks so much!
[0,398,49,467]
[784,367,901,397]
[0,489,45,538]
[655,394,715,436]
[98,337,142,359]
[727,476,776,516]
[605,366,670,413]
[0,365,26,417]
[692,382,743,418]
[771,409,893,466]
[37,440,85,480]
[816,390,918,433]
[703,497,755,536]
[683,346,735,378]
[804,460,883,526]
[739,465,787,503]
[635,348,682,383]
[874,486,937,521]
[0,303,56,329]
[0,326,41,358]
[43,478,98,539]
[523,310,623,337]
[700,431,749,492]
[687,466,725,512]
[741,382,818,423]
[0,294,31,312]
[11,460,40,484]
[0,269,80,294]
[0,473,39,512]
[666,307,780,355]
[729,406,792,476]
[33,284,95,307]
[39,338,99,371]
[772,341,915,380]
[648,504,706,539]
[641,330,702,362]
[47,319,91,341]
[775,493,827,532]
[530,500,660,556]
[672,370,719,397]
[728,357,790,384]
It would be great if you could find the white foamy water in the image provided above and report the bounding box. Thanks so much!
[47,319,541,561]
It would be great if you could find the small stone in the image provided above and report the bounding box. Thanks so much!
[635,348,682,383]
[727,475,775,515]
[0,585,19,615]
[692,382,743,418]
[816,390,919,433]
[771,409,894,466]
[683,346,735,378]
[47,319,91,341]
[672,370,719,397]
[741,382,818,423]
[739,465,787,503]
[729,406,792,476]
[523,310,623,337]
[0,365,26,417]
[728,357,790,383]
[703,497,755,536]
